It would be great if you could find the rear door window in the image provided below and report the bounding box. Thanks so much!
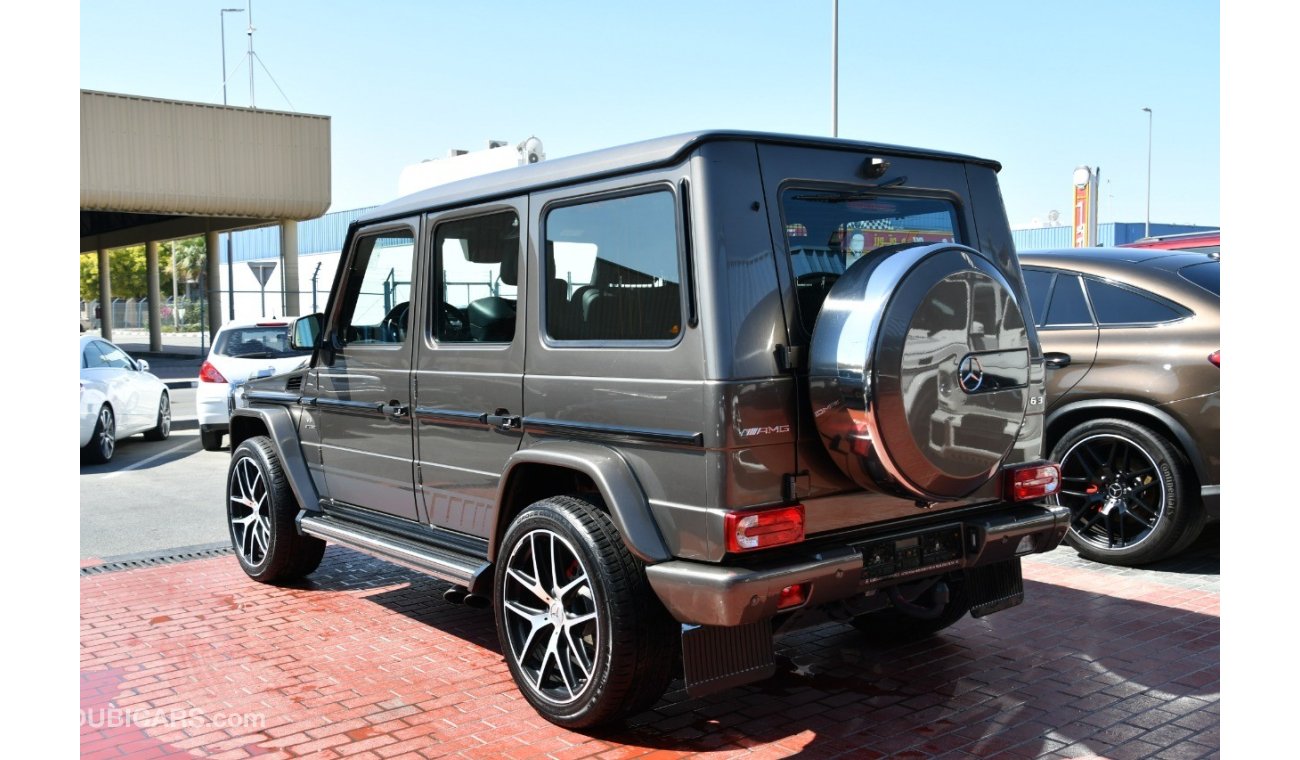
[1022,269,1053,327]
[1044,274,1093,327]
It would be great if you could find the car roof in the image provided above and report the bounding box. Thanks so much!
[360,130,1000,225]
[1019,247,1218,272]
[1018,248,1219,307]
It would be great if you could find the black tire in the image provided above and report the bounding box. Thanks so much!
[494,495,676,728]
[143,391,171,441]
[1052,417,1204,566]
[851,577,970,645]
[82,404,116,464]
[201,429,224,451]
[227,436,326,583]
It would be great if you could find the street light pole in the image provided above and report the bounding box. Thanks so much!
[1143,106,1153,238]
[220,8,244,106]
[831,0,839,137]
[221,9,244,322]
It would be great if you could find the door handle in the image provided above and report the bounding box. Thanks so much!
[480,409,522,430]
[1044,352,1072,369]
[381,400,409,418]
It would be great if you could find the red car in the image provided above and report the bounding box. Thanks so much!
[1120,230,1219,254]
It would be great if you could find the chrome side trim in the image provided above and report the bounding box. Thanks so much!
[522,417,704,447]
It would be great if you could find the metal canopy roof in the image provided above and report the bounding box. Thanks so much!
[80,90,331,251]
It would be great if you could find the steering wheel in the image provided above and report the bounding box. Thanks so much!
[380,301,410,342]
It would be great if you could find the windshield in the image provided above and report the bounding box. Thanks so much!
[214,326,309,359]
[1178,261,1220,297]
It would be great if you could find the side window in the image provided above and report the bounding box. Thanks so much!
[1086,279,1185,325]
[336,230,415,346]
[91,341,134,369]
[544,190,682,342]
[1022,269,1053,327]
[432,210,520,343]
[1044,274,1093,327]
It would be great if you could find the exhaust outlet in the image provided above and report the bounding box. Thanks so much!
[463,594,490,609]
[442,586,469,605]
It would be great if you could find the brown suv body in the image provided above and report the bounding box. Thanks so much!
[1020,248,1219,564]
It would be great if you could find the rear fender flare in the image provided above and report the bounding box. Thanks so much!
[1045,399,1207,485]
[492,441,671,564]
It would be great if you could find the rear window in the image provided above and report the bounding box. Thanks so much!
[1179,261,1220,296]
[779,190,960,333]
[215,326,307,358]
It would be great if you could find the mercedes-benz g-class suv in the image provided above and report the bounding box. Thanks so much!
[225,131,1068,728]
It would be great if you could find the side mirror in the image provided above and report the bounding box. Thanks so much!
[137,359,151,372]
[290,313,323,350]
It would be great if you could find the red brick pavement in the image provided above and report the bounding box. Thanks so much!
[80,548,1219,759]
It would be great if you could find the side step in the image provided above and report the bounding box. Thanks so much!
[298,513,491,591]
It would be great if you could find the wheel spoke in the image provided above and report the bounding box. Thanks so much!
[506,567,551,605]
[563,624,593,679]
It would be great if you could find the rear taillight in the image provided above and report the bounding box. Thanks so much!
[724,505,805,552]
[1004,463,1061,502]
[199,360,228,384]
[1209,350,1219,367]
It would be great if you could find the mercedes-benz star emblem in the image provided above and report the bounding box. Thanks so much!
[958,355,985,393]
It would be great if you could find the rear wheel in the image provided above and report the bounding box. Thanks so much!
[494,495,676,728]
[227,436,325,582]
[143,392,171,441]
[1053,418,1203,566]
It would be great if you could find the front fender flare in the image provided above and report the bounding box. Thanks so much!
[492,441,671,564]
[230,408,320,513]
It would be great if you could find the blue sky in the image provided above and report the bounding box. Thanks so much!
[79,1,1219,228]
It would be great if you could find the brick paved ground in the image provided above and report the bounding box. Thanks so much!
[80,529,1219,759]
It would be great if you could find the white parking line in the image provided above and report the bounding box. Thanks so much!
[101,436,201,480]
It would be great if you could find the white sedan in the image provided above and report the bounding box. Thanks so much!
[80,336,171,463]
[197,319,311,450]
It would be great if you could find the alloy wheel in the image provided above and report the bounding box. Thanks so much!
[1059,433,1166,551]
[98,407,115,460]
[159,395,171,437]
[229,456,272,567]
[501,529,599,705]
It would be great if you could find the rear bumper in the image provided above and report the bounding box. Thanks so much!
[646,502,1070,627]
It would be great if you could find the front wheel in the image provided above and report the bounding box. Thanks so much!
[1052,418,1204,566]
[494,495,676,728]
[227,436,325,583]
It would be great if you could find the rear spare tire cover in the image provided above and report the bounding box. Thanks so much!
[809,243,1030,501]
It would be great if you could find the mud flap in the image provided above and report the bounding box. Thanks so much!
[681,620,775,698]
[967,557,1025,618]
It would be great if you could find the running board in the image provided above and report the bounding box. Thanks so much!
[298,513,491,591]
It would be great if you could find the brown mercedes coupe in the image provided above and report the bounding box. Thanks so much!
[1020,248,1219,565]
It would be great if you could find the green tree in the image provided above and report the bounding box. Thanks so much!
[79,236,209,302]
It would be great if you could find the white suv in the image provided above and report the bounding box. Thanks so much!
[196,319,310,450]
